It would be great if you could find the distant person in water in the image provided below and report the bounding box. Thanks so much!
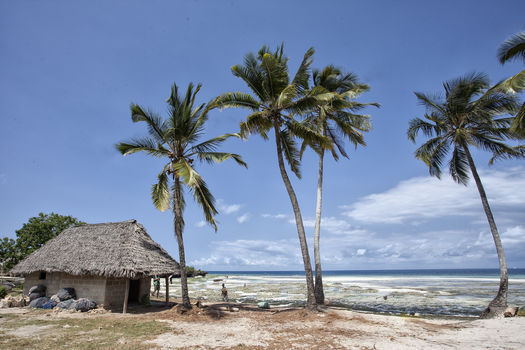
[152,277,160,298]
[221,283,228,302]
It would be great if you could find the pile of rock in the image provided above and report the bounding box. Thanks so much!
[0,295,29,308]
[29,286,97,312]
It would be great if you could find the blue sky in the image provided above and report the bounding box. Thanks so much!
[1,0,524,271]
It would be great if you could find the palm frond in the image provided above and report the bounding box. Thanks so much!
[212,92,261,111]
[239,111,272,139]
[116,137,169,157]
[261,51,289,98]
[197,152,247,168]
[415,136,451,178]
[510,102,525,137]
[151,169,171,211]
[280,129,301,178]
[189,133,242,154]
[285,119,332,150]
[449,146,470,185]
[188,175,218,231]
[291,47,315,94]
[407,117,439,142]
[498,31,525,64]
[130,104,167,143]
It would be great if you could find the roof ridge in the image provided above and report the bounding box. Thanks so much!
[78,219,137,227]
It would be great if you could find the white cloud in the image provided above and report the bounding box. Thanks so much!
[302,216,366,235]
[217,199,242,215]
[261,213,292,220]
[356,248,366,256]
[195,221,206,228]
[342,167,525,225]
[237,213,251,223]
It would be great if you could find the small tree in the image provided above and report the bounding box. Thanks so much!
[4,212,85,271]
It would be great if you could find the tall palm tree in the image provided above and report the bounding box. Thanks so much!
[300,66,378,304]
[496,31,525,136]
[213,45,331,310]
[116,82,246,309]
[407,72,521,317]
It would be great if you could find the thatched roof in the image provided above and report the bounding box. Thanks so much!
[10,220,180,279]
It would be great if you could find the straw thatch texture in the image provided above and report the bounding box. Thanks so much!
[10,220,180,279]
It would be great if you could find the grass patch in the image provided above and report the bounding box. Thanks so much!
[0,312,171,349]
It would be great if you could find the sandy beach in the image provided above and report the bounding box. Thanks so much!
[1,303,524,349]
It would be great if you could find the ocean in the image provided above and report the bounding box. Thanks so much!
[164,269,525,318]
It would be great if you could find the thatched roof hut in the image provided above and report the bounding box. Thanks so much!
[11,220,180,312]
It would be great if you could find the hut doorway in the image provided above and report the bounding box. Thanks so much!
[129,279,140,302]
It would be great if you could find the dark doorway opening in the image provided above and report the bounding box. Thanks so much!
[129,279,140,302]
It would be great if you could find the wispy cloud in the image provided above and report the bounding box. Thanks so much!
[342,167,525,225]
[217,199,242,215]
[195,221,206,228]
[237,213,251,223]
[261,213,292,220]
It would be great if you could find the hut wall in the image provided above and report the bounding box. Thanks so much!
[23,272,107,305]
[103,277,127,307]
[104,277,152,307]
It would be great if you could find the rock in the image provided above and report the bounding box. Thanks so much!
[75,298,96,312]
[29,285,46,294]
[29,292,44,301]
[0,299,8,308]
[518,307,525,317]
[504,306,518,317]
[30,297,50,308]
[257,301,270,309]
[57,288,76,301]
[42,299,57,309]
[56,299,76,309]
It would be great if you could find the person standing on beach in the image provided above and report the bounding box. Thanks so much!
[221,283,228,302]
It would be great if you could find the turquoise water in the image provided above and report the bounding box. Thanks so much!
[164,269,525,317]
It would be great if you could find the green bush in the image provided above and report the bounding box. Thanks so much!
[518,307,525,317]
[141,294,151,307]
[0,286,7,299]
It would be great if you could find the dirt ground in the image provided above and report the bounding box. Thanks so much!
[1,302,525,349]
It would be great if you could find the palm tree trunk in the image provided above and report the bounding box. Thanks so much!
[313,149,325,305]
[463,145,508,312]
[273,122,317,310]
[173,175,192,309]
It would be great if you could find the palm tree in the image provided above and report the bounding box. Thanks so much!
[407,72,521,317]
[496,31,525,136]
[116,82,246,309]
[300,66,378,304]
[213,45,331,310]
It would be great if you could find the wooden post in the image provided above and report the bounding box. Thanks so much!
[165,276,169,305]
[123,278,130,314]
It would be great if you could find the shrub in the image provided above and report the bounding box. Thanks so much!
[0,286,7,299]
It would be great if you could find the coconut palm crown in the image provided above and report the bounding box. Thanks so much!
[116,82,246,308]
[407,72,521,316]
[300,65,378,304]
[212,45,331,310]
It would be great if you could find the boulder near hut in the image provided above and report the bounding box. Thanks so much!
[10,220,180,313]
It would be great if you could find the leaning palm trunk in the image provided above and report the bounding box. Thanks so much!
[273,123,317,310]
[463,146,508,314]
[174,176,191,309]
[313,149,325,305]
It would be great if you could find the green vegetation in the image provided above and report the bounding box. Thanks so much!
[0,285,7,298]
[186,266,207,277]
[0,213,84,272]
[116,82,246,309]
[407,72,523,309]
